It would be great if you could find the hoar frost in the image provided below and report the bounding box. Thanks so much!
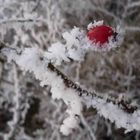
[1,21,127,136]
[3,47,82,136]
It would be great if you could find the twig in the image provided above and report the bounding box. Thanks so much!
[31,0,41,12]
[127,1,140,9]
[125,26,140,32]
[80,115,96,140]
[3,64,20,140]
[0,18,46,25]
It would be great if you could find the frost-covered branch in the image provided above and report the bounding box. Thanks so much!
[47,63,137,113]
[127,1,140,9]
[0,41,137,113]
[0,33,140,135]
[125,26,140,32]
[0,0,139,139]
[0,18,46,25]
[3,64,21,140]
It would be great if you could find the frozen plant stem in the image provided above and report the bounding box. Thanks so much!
[47,63,137,114]
[0,18,47,25]
[3,64,20,140]
[80,115,96,140]
[0,42,137,114]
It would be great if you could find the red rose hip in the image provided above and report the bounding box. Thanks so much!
[87,25,114,45]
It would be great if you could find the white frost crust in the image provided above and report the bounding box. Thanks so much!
[4,47,82,136]
[44,27,88,64]
[60,111,79,136]
[87,34,123,52]
[43,21,124,67]
[87,20,104,30]
[45,42,70,65]
[83,96,140,133]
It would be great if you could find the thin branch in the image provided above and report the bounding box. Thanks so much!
[127,1,140,9]
[31,0,41,13]
[48,63,137,113]
[125,26,140,32]
[92,7,119,22]
[0,18,46,25]
[80,115,96,140]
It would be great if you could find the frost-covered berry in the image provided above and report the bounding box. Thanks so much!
[87,25,114,45]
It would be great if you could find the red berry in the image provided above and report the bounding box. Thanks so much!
[87,25,114,45]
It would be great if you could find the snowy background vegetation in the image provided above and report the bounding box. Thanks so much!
[0,0,140,140]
